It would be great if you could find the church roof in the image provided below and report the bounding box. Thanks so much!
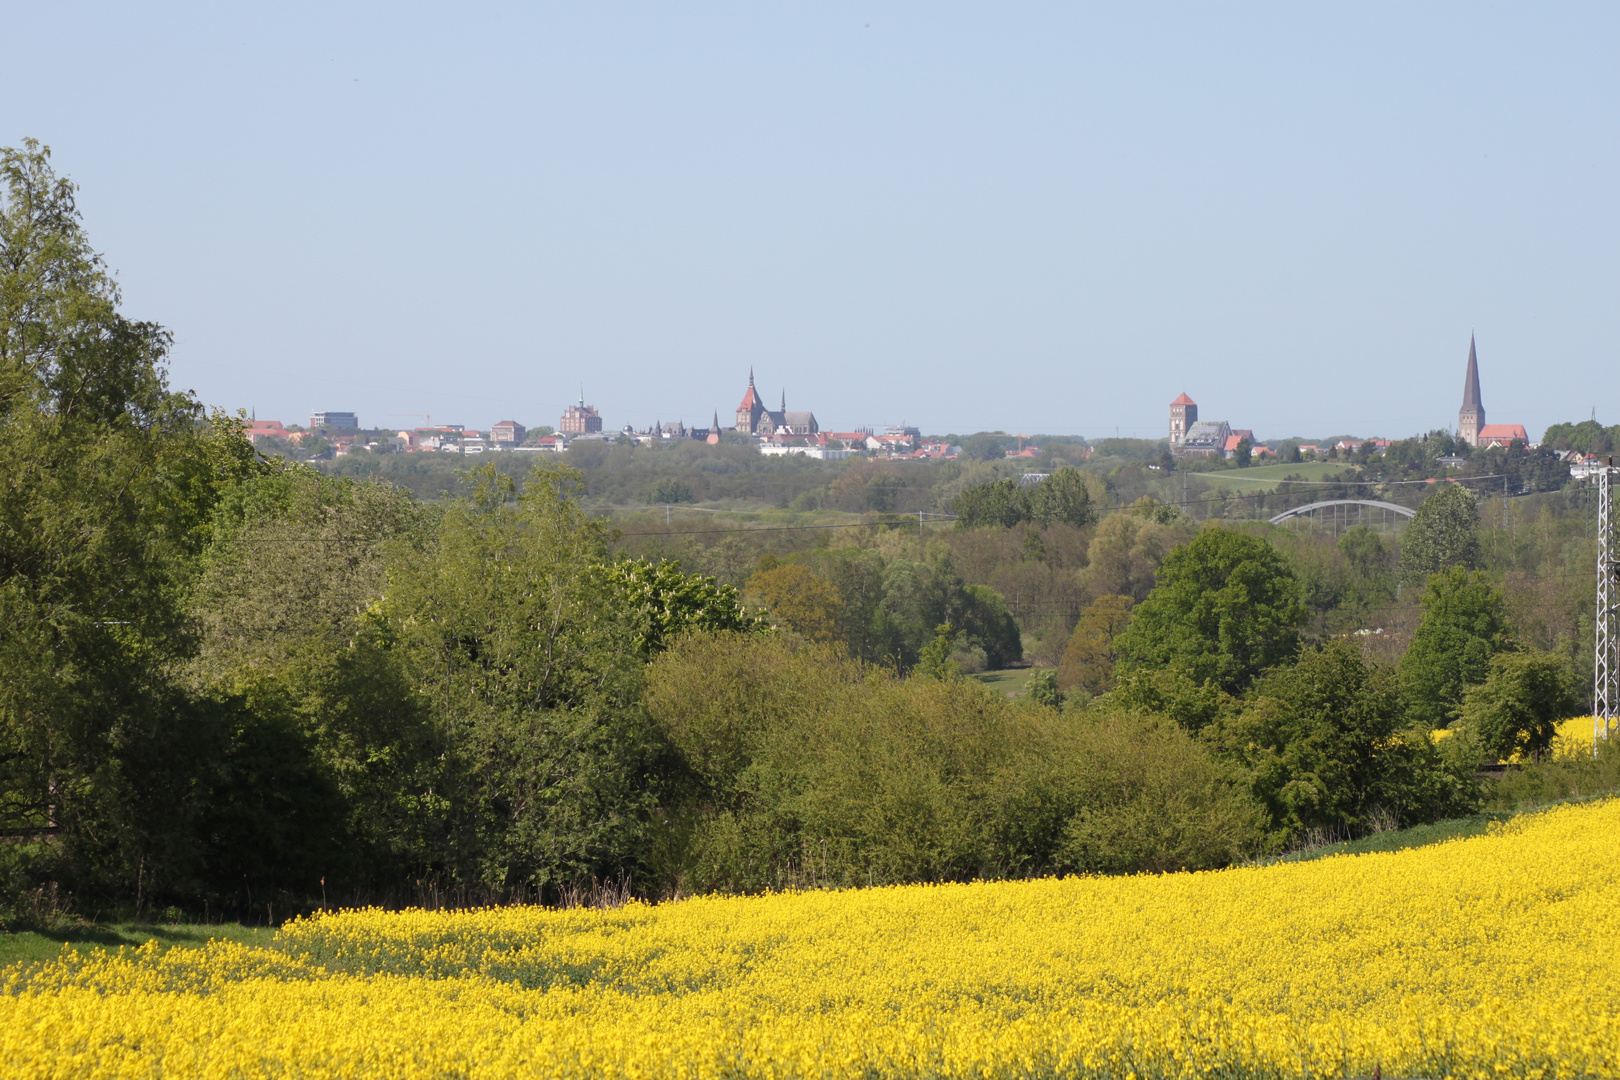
[1171,392,1196,406]
[1478,424,1528,442]
[738,369,762,411]
[1462,335,1483,410]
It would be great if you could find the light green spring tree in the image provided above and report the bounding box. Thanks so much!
[1399,485,1482,587]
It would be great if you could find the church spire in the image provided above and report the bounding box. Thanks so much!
[748,367,755,387]
[1458,334,1486,447]
[1462,334,1483,410]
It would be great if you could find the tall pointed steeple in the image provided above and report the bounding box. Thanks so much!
[1458,334,1485,447]
[1462,335,1482,409]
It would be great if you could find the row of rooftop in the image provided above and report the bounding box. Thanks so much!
[241,340,1548,467]
[1166,336,1531,460]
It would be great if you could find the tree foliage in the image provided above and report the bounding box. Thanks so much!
[1399,485,1482,587]
[952,467,1095,530]
[380,463,664,891]
[1457,651,1581,762]
[1057,594,1133,695]
[600,558,761,655]
[640,634,1261,891]
[746,561,843,643]
[0,141,252,897]
[1115,529,1306,693]
[1398,566,1515,730]
[1083,501,1192,602]
[1213,640,1477,841]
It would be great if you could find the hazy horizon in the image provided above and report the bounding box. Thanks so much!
[6,3,1615,441]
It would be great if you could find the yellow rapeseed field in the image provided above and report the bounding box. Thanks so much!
[1553,716,1614,760]
[5,798,1620,1079]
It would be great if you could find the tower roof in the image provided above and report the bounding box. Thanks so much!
[1171,392,1196,406]
[738,371,762,411]
[1462,335,1483,410]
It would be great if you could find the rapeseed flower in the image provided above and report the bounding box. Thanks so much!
[4,798,1619,1078]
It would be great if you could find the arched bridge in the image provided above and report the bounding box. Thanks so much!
[1268,499,1417,526]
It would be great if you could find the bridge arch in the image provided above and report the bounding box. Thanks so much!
[1268,499,1417,528]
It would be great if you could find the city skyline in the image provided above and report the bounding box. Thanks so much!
[6,5,1614,439]
[283,337,1538,446]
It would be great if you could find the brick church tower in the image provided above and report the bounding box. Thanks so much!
[736,369,768,435]
[1169,393,1197,448]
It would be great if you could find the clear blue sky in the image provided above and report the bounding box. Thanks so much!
[5,3,1616,440]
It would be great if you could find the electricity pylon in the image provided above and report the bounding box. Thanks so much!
[1596,463,1619,754]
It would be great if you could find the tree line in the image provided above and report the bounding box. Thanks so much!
[3,143,1611,927]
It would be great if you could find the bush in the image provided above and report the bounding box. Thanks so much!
[1485,738,1620,811]
[1048,712,1264,874]
[642,634,1263,892]
[1213,639,1480,845]
[1456,651,1582,762]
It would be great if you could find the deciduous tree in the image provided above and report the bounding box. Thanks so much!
[1057,594,1133,695]
[1399,566,1515,730]
[1399,485,1482,587]
[1115,529,1306,693]
[746,562,842,644]
[0,141,247,898]
[1457,651,1580,762]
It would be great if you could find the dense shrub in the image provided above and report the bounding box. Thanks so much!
[641,634,1261,893]
[1213,640,1480,844]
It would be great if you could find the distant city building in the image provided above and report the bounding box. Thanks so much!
[758,446,853,460]
[1168,393,1197,447]
[1458,336,1527,448]
[1223,429,1256,457]
[310,411,358,430]
[489,420,526,446]
[560,391,603,434]
[1571,453,1607,480]
[1477,425,1529,448]
[1179,420,1231,458]
[735,370,818,437]
[1458,336,1484,446]
[884,424,921,439]
[396,425,464,451]
[243,419,288,444]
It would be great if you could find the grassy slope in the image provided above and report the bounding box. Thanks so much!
[1190,461,1356,491]
[973,668,1038,697]
[0,923,276,968]
[1269,813,1516,865]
